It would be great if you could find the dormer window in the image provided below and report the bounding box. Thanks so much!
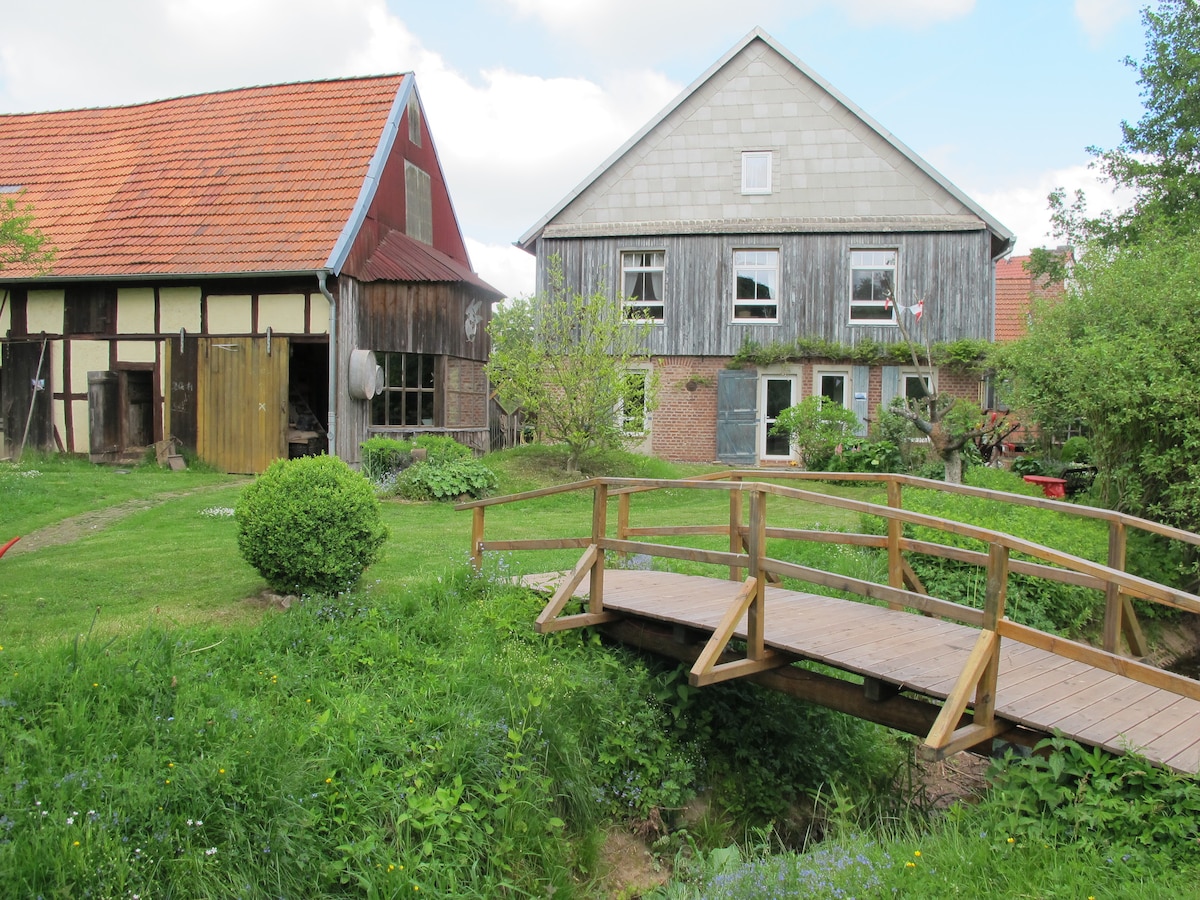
[741,151,772,195]
[407,94,421,147]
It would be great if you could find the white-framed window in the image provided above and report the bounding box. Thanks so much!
[760,375,796,460]
[619,370,649,435]
[733,249,779,321]
[741,151,772,195]
[621,250,665,322]
[816,369,851,409]
[901,369,935,402]
[371,352,439,427]
[850,249,898,323]
[407,94,421,146]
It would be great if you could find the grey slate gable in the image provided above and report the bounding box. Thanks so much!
[520,28,1012,255]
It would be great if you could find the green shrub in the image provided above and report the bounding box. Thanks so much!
[235,455,388,595]
[360,436,413,482]
[829,439,902,473]
[771,397,861,470]
[397,456,498,501]
[1061,435,1093,464]
[413,434,474,463]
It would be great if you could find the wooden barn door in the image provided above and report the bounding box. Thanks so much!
[192,337,288,474]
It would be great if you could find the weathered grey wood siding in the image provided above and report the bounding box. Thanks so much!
[538,230,995,356]
[354,280,491,362]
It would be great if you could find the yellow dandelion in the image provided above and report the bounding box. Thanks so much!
[325,778,332,784]
[73,841,80,847]
[168,762,175,768]
[913,850,921,857]
[905,861,915,869]
[219,768,225,775]
[1007,837,1015,844]
[388,864,395,872]
[92,683,98,688]
[306,698,312,703]
[165,779,171,784]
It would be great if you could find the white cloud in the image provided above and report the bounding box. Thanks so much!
[502,0,972,47]
[1073,0,1139,43]
[467,239,536,301]
[969,163,1135,255]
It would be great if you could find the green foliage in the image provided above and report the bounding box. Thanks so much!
[1061,436,1093,464]
[1000,225,1200,536]
[0,192,55,273]
[235,456,388,596]
[396,456,498,502]
[359,436,413,482]
[486,257,655,470]
[771,396,861,469]
[827,439,903,474]
[412,434,473,463]
[729,337,989,370]
[892,469,1106,633]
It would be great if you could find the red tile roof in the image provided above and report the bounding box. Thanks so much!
[995,253,1068,342]
[0,76,405,279]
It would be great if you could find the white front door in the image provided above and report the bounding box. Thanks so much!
[759,375,796,461]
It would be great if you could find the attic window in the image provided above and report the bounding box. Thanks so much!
[407,94,421,147]
[405,161,433,244]
[741,151,772,195]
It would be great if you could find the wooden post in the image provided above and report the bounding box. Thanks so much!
[617,491,630,563]
[746,489,767,660]
[1103,520,1127,654]
[729,476,744,582]
[470,506,485,571]
[589,482,608,615]
[975,542,1009,727]
[885,478,904,610]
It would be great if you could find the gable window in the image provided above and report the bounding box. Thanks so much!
[619,370,649,435]
[741,151,772,195]
[850,249,897,323]
[733,249,778,321]
[407,94,421,146]
[405,161,433,244]
[621,251,665,322]
[371,352,440,427]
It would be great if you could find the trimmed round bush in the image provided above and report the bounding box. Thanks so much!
[235,455,388,596]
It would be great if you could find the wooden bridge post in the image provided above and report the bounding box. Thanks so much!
[1103,520,1146,657]
[976,542,1010,726]
[470,506,485,571]
[885,478,904,610]
[590,482,608,615]
[747,489,767,660]
[729,475,744,582]
[617,491,630,563]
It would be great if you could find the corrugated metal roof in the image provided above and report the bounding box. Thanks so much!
[0,76,405,279]
[351,229,502,298]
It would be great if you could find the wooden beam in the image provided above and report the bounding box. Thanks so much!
[482,538,591,552]
[1122,594,1149,658]
[470,506,485,570]
[919,719,1013,761]
[924,629,998,750]
[747,490,767,659]
[690,577,758,681]
[886,479,904,609]
[590,483,608,616]
[1104,521,1127,654]
[601,538,746,569]
[729,479,744,581]
[537,610,622,634]
[534,544,599,633]
[693,653,788,687]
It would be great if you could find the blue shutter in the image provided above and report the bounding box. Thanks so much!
[851,365,869,436]
[881,366,900,413]
[717,368,758,465]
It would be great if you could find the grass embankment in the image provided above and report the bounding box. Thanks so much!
[2,450,1199,898]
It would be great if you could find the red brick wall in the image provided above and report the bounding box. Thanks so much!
[648,356,728,463]
[444,357,487,428]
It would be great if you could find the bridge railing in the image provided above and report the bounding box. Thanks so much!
[457,473,1200,760]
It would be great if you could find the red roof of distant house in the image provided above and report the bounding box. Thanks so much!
[995,253,1068,342]
[0,76,414,280]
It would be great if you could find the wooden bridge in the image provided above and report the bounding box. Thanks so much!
[458,472,1200,772]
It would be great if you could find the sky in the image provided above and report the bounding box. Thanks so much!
[0,0,1149,299]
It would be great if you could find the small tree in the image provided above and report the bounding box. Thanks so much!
[886,300,1015,483]
[1,193,55,273]
[486,257,655,471]
[771,396,860,470]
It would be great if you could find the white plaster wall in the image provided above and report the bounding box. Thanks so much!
[117,340,157,363]
[258,294,306,333]
[117,287,156,333]
[309,292,330,334]
[71,339,111,393]
[207,295,252,334]
[159,287,201,334]
[26,290,64,334]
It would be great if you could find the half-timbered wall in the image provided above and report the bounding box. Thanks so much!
[539,230,995,356]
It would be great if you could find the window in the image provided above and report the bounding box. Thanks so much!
[407,94,421,146]
[405,161,433,244]
[741,151,772,195]
[619,370,649,435]
[733,250,778,321]
[902,370,934,402]
[850,249,897,323]
[817,370,849,408]
[760,375,795,459]
[621,251,665,322]
[371,352,439,427]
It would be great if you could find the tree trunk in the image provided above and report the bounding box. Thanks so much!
[943,449,963,484]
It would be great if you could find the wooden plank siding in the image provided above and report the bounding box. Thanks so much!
[539,229,995,355]
[354,280,491,362]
